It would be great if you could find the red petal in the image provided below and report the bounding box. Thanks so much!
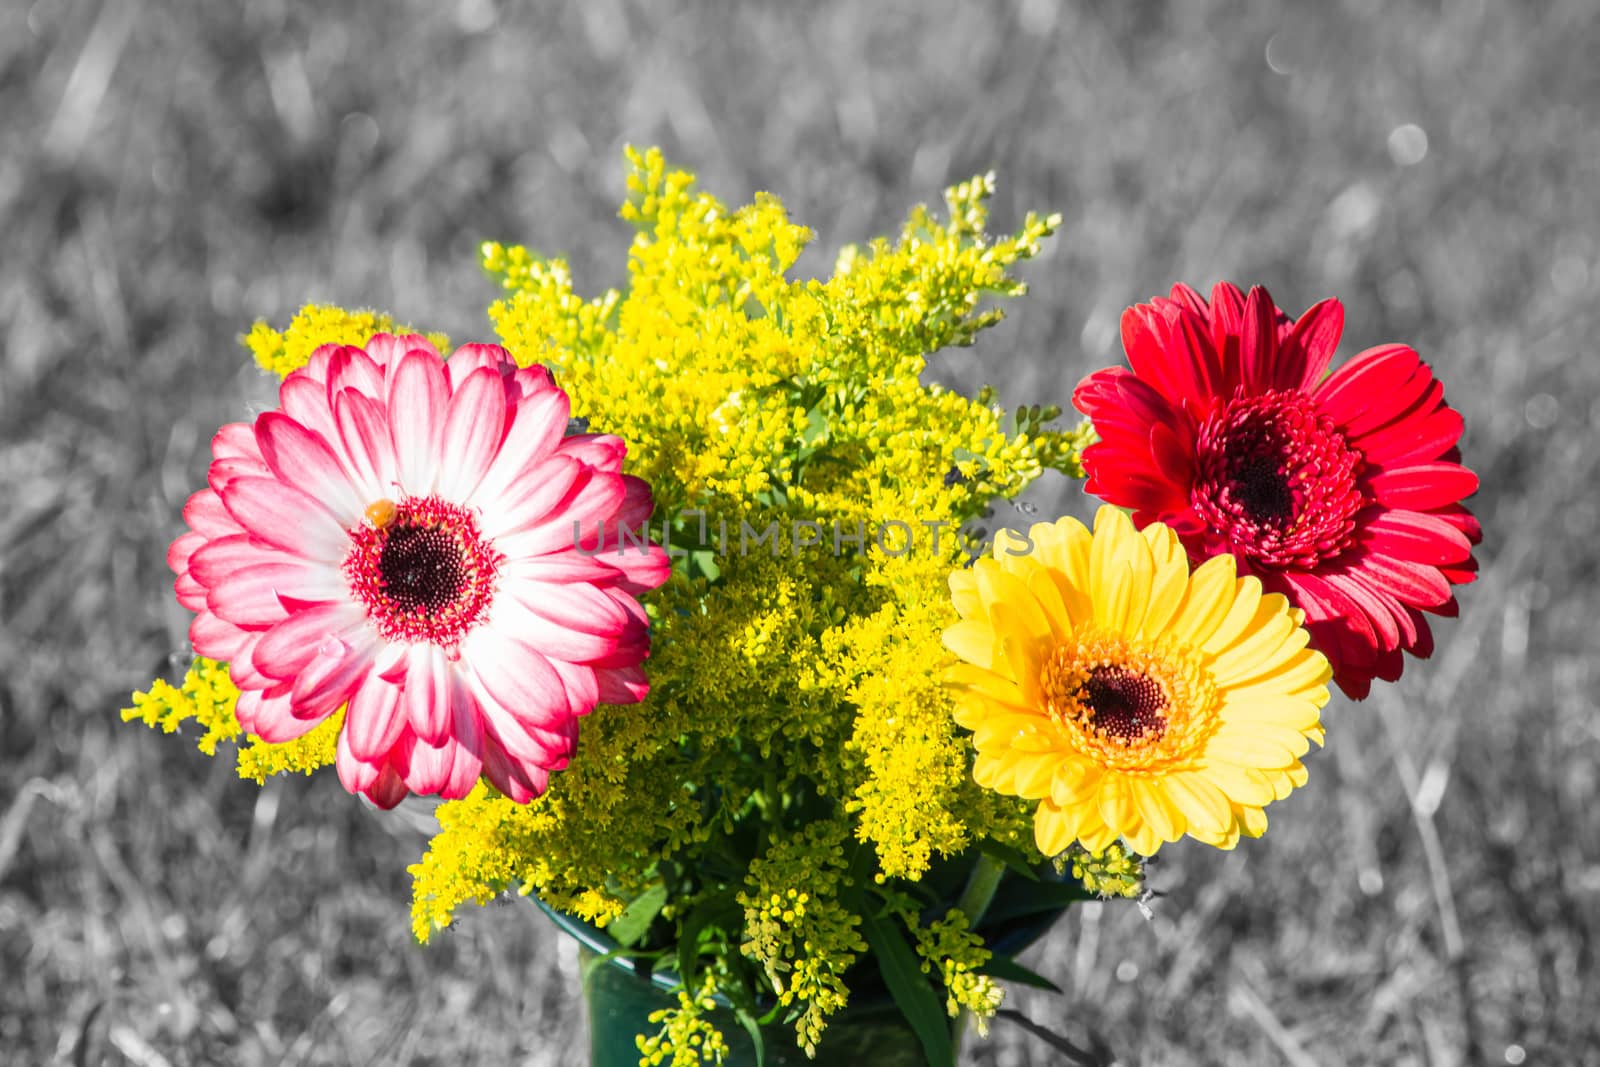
[1367,462,1479,510]
[1353,552,1453,609]
[1360,509,1475,565]
[1280,298,1344,389]
[1236,286,1280,395]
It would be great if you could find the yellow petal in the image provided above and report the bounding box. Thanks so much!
[1077,814,1121,854]
[944,663,1031,712]
[1094,561,1136,632]
[1034,798,1080,857]
[1124,819,1163,858]
[1209,609,1299,686]
[1234,803,1269,839]
[1168,554,1237,648]
[948,569,982,621]
[1096,774,1140,839]
[993,603,1049,705]
[1194,760,1277,807]
[942,620,998,672]
[1043,568,1095,630]
[1162,770,1233,836]
[1011,751,1060,800]
[980,564,1051,645]
[1130,776,1182,844]
[1051,759,1104,807]
[1200,574,1264,656]
[1138,527,1190,640]
[1025,566,1073,641]
[1227,647,1332,702]
[1204,725,1309,768]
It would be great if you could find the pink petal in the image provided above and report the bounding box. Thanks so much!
[302,344,361,386]
[467,389,571,512]
[386,349,448,495]
[212,422,264,463]
[464,628,573,732]
[333,389,398,501]
[278,375,340,449]
[207,560,343,627]
[494,471,626,558]
[444,343,514,390]
[480,744,549,803]
[251,601,368,681]
[436,366,510,500]
[365,332,439,367]
[220,476,350,562]
[324,347,386,402]
[468,681,576,767]
[403,644,453,746]
[515,579,628,635]
[593,543,671,596]
[502,553,628,585]
[182,489,239,539]
[595,664,649,704]
[174,570,207,612]
[168,530,208,578]
[237,687,321,743]
[546,658,601,718]
[288,634,377,719]
[401,735,456,796]
[343,673,406,762]
[491,594,621,662]
[555,433,626,472]
[476,455,583,539]
[336,728,383,792]
[189,610,250,661]
[365,762,410,809]
[255,412,365,523]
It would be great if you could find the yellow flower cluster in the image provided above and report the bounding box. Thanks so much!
[1061,842,1147,901]
[242,304,448,378]
[122,656,341,782]
[910,910,1004,1032]
[635,971,732,1067]
[407,148,1091,1057]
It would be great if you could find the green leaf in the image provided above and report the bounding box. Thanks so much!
[675,895,740,991]
[979,840,1040,882]
[609,883,669,948]
[732,1006,767,1067]
[981,880,1092,925]
[978,955,1063,994]
[858,908,956,1067]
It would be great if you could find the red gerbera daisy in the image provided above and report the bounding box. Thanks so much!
[169,334,670,807]
[1073,283,1480,699]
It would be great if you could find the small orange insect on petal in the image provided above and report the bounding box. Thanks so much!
[365,499,398,529]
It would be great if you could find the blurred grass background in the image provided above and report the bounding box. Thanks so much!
[3,0,1598,1063]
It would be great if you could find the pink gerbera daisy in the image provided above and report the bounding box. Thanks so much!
[168,333,669,807]
[1073,283,1480,699]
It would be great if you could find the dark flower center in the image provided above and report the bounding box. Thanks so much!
[1229,455,1295,525]
[378,525,471,615]
[344,497,502,647]
[1080,666,1168,742]
[1192,390,1366,569]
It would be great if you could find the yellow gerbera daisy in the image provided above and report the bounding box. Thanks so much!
[943,505,1331,857]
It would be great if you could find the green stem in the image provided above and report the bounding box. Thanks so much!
[951,852,1008,1055]
[953,851,1006,928]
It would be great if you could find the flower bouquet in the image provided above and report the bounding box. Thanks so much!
[126,147,1479,1065]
